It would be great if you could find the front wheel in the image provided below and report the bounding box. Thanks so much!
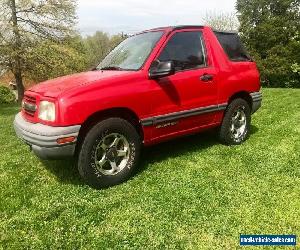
[78,118,141,189]
[219,98,251,145]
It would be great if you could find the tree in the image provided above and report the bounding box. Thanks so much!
[83,32,126,69]
[25,37,87,83]
[236,0,300,87]
[0,0,77,102]
[110,33,127,50]
[83,31,111,69]
[203,11,239,31]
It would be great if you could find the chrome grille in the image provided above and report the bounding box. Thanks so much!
[23,95,37,116]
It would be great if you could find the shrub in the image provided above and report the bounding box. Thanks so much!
[0,85,16,104]
[236,0,300,88]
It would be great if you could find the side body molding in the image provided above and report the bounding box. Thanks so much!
[141,103,228,126]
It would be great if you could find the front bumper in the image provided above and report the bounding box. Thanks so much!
[14,112,81,159]
[250,92,262,114]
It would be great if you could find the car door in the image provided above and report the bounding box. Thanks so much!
[146,29,219,139]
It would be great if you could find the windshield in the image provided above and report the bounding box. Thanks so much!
[97,31,164,71]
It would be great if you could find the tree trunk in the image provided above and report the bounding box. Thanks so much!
[9,0,25,103]
[14,71,24,102]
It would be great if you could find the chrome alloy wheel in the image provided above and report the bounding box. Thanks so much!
[94,133,130,176]
[230,107,247,140]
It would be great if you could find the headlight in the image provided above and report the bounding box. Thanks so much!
[38,101,56,122]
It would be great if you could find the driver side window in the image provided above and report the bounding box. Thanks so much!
[158,31,206,71]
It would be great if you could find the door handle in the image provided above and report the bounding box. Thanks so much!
[200,74,214,82]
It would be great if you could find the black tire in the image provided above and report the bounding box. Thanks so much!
[78,118,141,189]
[219,98,251,145]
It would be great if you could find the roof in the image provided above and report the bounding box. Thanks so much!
[143,25,204,32]
[140,25,237,34]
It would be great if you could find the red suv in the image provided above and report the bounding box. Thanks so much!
[14,26,262,188]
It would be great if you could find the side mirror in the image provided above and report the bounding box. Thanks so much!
[149,60,175,79]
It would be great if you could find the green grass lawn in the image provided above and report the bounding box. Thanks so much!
[0,88,300,249]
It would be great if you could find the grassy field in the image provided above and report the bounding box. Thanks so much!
[0,88,300,249]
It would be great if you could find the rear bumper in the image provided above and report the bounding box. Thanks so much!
[250,92,262,114]
[14,112,81,159]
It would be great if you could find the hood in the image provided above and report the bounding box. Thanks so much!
[29,70,135,98]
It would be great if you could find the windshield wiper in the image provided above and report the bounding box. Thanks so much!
[99,66,123,71]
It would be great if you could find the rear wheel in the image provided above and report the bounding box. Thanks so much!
[219,98,251,145]
[78,118,141,189]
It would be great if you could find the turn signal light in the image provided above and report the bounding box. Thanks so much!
[57,136,76,145]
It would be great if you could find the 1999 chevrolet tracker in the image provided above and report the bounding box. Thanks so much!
[14,25,262,188]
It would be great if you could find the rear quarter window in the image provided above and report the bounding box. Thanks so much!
[214,32,251,62]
